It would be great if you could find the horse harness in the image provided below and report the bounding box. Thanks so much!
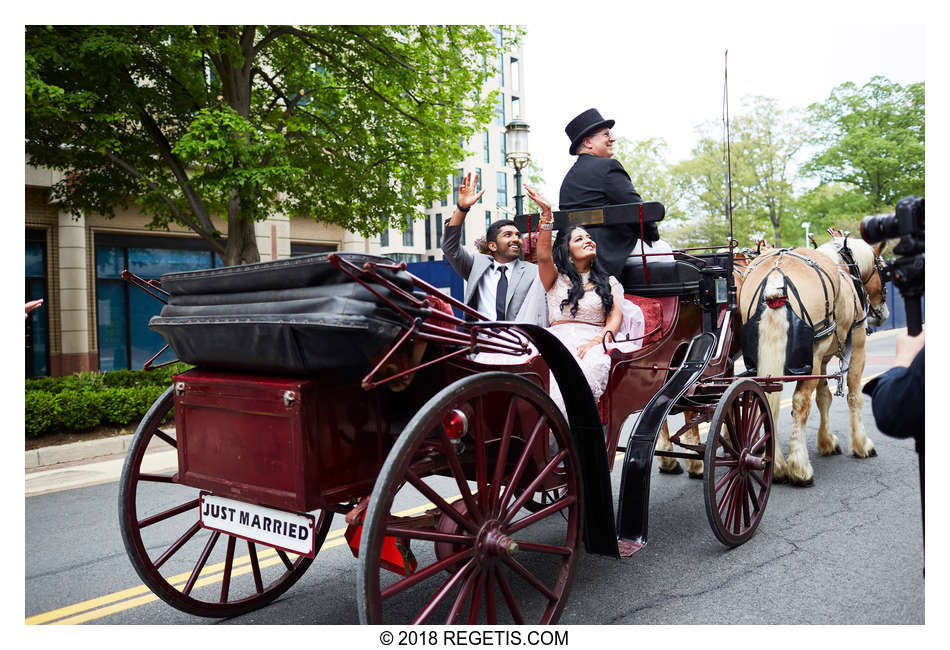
[740,248,848,386]
[743,248,839,341]
[825,236,888,332]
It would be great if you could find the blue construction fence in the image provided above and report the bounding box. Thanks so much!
[406,260,466,318]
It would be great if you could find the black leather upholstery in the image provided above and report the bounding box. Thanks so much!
[149,253,416,376]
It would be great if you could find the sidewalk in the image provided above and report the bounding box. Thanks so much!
[24,327,904,498]
[25,433,176,497]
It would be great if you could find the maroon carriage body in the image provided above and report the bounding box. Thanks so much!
[173,369,387,512]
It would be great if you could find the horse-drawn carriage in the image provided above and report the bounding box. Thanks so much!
[118,202,780,624]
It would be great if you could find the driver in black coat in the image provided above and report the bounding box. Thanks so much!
[558,108,658,277]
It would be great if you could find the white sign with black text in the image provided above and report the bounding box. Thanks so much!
[199,493,316,557]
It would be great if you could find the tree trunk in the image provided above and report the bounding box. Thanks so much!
[769,204,782,247]
[223,193,261,266]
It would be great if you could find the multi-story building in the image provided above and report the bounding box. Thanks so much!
[24,29,524,377]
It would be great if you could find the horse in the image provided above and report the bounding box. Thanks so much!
[736,236,889,485]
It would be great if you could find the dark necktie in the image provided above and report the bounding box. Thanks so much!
[495,266,508,320]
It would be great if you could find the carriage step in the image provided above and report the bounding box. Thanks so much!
[618,540,644,557]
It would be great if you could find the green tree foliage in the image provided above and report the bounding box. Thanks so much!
[669,97,804,248]
[668,133,737,248]
[26,25,517,265]
[614,137,685,225]
[802,76,924,217]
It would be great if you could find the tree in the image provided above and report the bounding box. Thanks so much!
[26,25,517,265]
[668,96,804,248]
[730,96,804,246]
[613,137,685,225]
[802,76,924,215]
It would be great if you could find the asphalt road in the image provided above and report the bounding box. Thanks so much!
[25,330,925,628]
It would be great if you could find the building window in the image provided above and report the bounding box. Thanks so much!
[402,220,414,247]
[485,211,492,231]
[511,96,520,119]
[500,129,506,162]
[94,234,219,372]
[494,27,504,83]
[388,252,423,263]
[290,242,337,256]
[475,167,482,204]
[436,214,443,247]
[483,130,490,163]
[425,214,432,249]
[25,229,49,377]
[380,228,389,247]
[495,92,505,126]
[510,57,520,91]
[496,172,508,207]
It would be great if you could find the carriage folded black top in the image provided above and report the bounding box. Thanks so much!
[149,252,419,376]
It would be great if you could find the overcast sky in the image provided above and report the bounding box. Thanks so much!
[522,18,927,202]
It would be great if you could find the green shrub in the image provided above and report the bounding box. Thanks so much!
[52,390,104,431]
[26,365,187,437]
[25,391,56,438]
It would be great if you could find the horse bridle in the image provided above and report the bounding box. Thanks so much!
[828,236,888,325]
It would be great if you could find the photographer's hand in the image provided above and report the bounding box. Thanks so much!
[895,331,925,368]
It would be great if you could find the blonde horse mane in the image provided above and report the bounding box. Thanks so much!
[816,236,876,280]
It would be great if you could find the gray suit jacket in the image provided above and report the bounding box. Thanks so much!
[441,222,543,324]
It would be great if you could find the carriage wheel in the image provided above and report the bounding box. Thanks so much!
[118,387,333,617]
[703,380,774,547]
[357,372,582,624]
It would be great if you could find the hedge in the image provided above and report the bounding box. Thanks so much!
[25,364,189,438]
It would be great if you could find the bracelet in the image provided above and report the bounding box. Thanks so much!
[456,203,470,213]
[540,223,553,231]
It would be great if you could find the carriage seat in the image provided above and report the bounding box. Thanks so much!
[619,259,701,297]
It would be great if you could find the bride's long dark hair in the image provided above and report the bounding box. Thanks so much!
[552,227,613,318]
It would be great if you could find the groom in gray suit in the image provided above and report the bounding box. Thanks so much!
[442,171,543,324]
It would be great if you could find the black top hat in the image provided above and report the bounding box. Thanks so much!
[565,108,615,155]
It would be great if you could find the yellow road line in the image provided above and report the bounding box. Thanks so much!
[27,369,889,625]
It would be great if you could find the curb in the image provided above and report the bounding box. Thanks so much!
[25,434,135,470]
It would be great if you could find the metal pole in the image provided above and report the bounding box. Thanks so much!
[514,166,524,217]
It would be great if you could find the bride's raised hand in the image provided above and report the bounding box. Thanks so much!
[523,184,552,216]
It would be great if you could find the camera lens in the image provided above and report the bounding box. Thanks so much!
[860,213,900,244]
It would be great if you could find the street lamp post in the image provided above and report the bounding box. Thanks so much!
[505,118,530,216]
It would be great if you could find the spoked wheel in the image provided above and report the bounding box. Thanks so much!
[118,387,333,617]
[703,380,775,546]
[357,372,582,624]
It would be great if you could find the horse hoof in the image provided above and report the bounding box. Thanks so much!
[853,448,878,458]
[791,477,814,488]
[833,444,842,455]
[659,464,684,475]
[688,471,704,480]
[773,474,788,485]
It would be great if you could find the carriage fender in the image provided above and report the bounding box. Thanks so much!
[510,324,620,558]
[615,332,716,550]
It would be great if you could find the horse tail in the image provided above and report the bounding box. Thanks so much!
[756,273,789,419]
